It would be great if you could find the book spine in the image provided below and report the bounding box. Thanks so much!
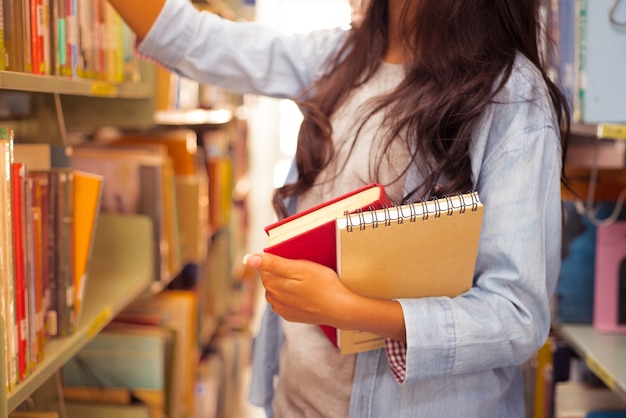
[139,164,166,287]
[42,171,58,339]
[94,0,105,80]
[30,0,43,74]
[51,169,75,337]
[4,0,26,72]
[41,0,51,75]
[56,0,68,76]
[0,128,17,391]
[24,175,38,374]
[30,204,45,364]
[11,163,28,380]
[66,0,77,78]
[29,171,51,349]
[21,0,32,73]
[0,0,6,70]
[574,0,587,123]
[77,0,94,79]
[557,0,575,117]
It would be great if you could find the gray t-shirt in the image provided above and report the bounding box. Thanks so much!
[273,62,408,418]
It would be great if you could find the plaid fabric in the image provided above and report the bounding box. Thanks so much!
[385,338,407,383]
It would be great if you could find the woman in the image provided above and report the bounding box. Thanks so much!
[108,0,569,416]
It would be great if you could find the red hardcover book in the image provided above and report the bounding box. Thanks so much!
[11,163,28,380]
[30,0,44,74]
[263,183,393,346]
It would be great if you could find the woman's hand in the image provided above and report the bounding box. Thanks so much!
[243,252,353,329]
[243,252,407,342]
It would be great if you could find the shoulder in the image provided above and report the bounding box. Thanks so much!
[470,53,562,174]
[480,53,559,146]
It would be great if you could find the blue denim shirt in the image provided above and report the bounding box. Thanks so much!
[140,2,563,416]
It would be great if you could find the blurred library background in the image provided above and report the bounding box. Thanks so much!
[2,0,626,418]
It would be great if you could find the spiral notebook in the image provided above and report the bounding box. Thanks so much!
[335,191,484,354]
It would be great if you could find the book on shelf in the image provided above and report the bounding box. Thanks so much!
[1,0,137,80]
[105,129,208,262]
[13,143,72,170]
[71,145,179,288]
[0,127,18,391]
[572,0,626,123]
[263,183,394,346]
[0,1,5,70]
[62,322,176,418]
[554,381,626,418]
[119,290,198,418]
[29,198,45,365]
[597,124,626,141]
[203,128,235,234]
[72,170,104,326]
[108,129,199,176]
[44,168,75,338]
[23,174,39,374]
[21,0,33,73]
[3,0,26,72]
[11,162,29,380]
[593,220,626,333]
[335,191,484,354]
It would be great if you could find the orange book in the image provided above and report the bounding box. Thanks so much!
[72,170,104,325]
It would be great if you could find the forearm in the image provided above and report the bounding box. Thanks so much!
[107,0,166,40]
[338,294,407,343]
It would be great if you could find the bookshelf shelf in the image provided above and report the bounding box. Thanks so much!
[0,71,152,99]
[154,108,234,126]
[556,324,626,404]
[571,123,626,141]
[2,214,154,417]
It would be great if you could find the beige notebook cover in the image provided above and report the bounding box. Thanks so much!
[335,191,484,354]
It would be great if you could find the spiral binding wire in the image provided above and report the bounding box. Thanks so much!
[341,191,481,232]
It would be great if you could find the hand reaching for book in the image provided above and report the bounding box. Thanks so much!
[243,252,406,343]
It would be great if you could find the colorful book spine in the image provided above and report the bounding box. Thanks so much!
[0,0,6,70]
[49,168,75,337]
[21,0,32,73]
[0,127,17,391]
[30,0,43,74]
[66,0,77,78]
[11,162,28,380]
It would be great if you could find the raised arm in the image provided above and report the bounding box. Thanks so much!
[106,0,165,40]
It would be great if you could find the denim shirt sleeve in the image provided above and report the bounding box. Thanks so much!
[138,0,348,99]
[398,62,563,384]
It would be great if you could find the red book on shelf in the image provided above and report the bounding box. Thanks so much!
[11,162,28,380]
[263,183,393,347]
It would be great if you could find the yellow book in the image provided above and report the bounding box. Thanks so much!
[597,123,626,141]
[72,170,104,325]
[335,191,484,354]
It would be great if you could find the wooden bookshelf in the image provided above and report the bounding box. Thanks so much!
[1,214,154,417]
[0,71,151,98]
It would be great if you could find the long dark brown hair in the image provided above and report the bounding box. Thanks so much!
[276,0,570,204]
